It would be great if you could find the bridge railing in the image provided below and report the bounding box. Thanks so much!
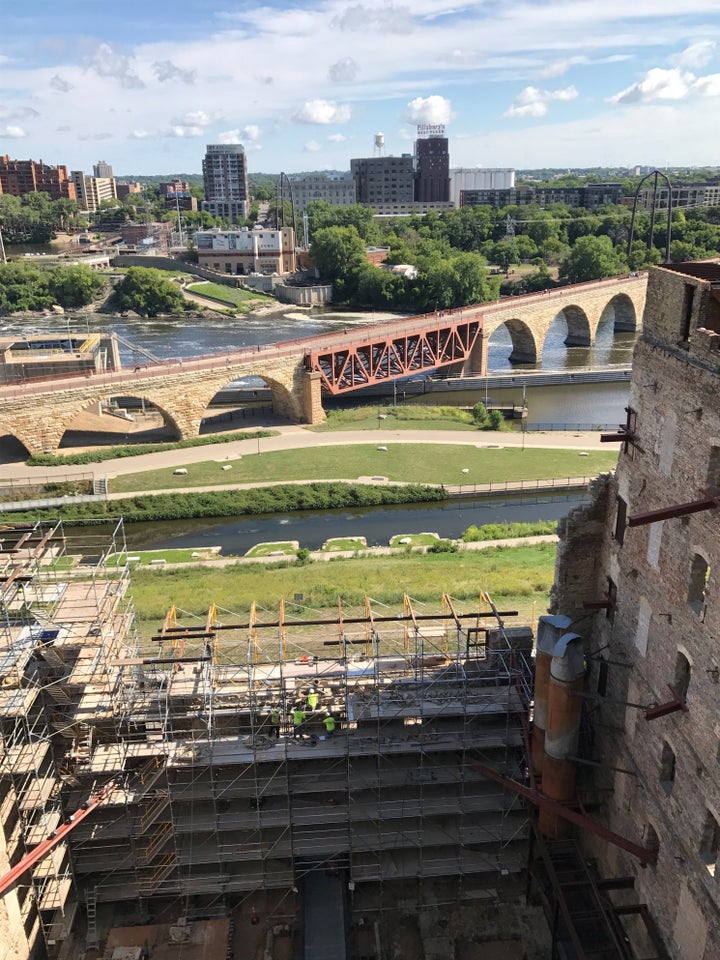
[444,475,595,496]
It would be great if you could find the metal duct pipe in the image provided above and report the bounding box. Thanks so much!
[532,616,572,778]
[539,632,585,840]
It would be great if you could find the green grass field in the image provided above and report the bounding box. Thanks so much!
[389,533,439,547]
[187,281,271,307]
[110,444,617,493]
[245,541,298,557]
[322,537,368,551]
[131,542,556,644]
[311,405,480,433]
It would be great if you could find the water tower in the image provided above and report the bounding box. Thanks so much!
[373,132,385,157]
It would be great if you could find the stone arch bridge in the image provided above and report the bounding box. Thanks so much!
[0,275,646,455]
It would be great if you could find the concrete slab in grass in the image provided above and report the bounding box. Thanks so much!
[245,541,299,558]
[389,532,440,547]
[322,536,368,552]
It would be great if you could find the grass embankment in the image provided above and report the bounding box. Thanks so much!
[111,444,617,493]
[8,482,446,523]
[312,405,483,432]
[187,282,272,309]
[132,542,556,645]
[26,430,276,467]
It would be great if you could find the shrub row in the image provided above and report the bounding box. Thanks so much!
[8,482,447,524]
[462,520,558,542]
[27,430,276,467]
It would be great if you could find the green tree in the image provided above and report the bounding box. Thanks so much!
[560,235,627,283]
[310,225,367,286]
[0,263,53,312]
[112,267,186,317]
[48,264,104,308]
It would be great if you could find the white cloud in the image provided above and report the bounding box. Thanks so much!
[333,4,414,34]
[50,74,73,93]
[128,129,148,139]
[540,57,589,79]
[304,139,322,152]
[173,110,216,128]
[609,66,720,103]
[153,59,196,84]
[85,42,144,90]
[327,133,347,142]
[165,125,204,138]
[0,105,39,121]
[504,85,578,118]
[671,40,716,70]
[405,95,453,125]
[328,57,359,83]
[292,99,351,124]
[217,125,262,144]
[0,125,26,138]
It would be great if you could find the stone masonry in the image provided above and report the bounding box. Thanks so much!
[552,262,720,959]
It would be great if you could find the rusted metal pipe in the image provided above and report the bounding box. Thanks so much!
[532,616,572,779]
[539,632,585,840]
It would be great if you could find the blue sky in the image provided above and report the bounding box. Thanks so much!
[2,0,720,175]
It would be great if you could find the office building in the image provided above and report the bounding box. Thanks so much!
[195,226,296,274]
[350,155,415,207]
[287,174,356,211]
[459,183,624,209]
[92,160,113,179]
[70,172,117,213]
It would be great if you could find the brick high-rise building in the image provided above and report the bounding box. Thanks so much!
[201,143,249,221]
[414,135,450,203]
[0,155,76,200]
[350,155,415,206]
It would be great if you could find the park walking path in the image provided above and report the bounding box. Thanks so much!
[1,425,611,486]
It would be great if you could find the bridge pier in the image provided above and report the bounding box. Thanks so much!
[464,332,488,376]
[301,371,326,425]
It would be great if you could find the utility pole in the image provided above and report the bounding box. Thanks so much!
[0,226,6,264]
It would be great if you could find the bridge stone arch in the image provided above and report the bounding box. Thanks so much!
[0,418,34,459]
[59,394,186,447]
[559,304,593,347]
[484,316,541,365]
[605,292,639,332]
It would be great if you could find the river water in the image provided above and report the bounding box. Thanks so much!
[75,491,586,555]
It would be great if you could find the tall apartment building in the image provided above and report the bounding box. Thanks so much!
[350,155,415,207]
[287,174,355,211]
[92,160,113,179]
[460,183,623,209]
[201,143,249,222]
[414,136,450,203]
[0,156,76,200]
[70,172,117,213]
[639,183,720,210]
[449,168,516,206]
[552,261,720,959]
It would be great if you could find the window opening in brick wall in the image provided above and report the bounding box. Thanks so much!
[660,742,676,795]
[708,446,720,496]
[700,811,720,874]
[688,554,710,618]
[673,652,691,699]
[680,283,695,343]
[597,659,609,697]
[646,824,660,869]
[614,496,627,545]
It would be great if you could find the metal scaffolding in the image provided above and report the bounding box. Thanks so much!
[0,520,533,952]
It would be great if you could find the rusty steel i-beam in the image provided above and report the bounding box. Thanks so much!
[307,317,482,394]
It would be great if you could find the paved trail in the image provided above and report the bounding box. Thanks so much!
[2,426,613,485]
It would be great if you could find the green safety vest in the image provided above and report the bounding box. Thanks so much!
[293,710,305,726]
[270,710,280,724]
[323,715,336,732]
[307,694,319,710]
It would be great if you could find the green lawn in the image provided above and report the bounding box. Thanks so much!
[389,533,439,547]
[108,548,219,566]
[187,281,271,307]
[245,541,298,557]
[131,542,556,645]
[111,444,617,493]
[322,536,368,551]
[311,405,479,433]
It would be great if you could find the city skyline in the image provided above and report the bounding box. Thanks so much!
[1,1,720,174]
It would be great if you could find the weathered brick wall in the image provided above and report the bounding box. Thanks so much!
[554,265,720,959]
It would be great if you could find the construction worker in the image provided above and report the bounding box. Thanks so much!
[323,714,336,737]
[269,707,281,739]
[292,706,306,738]
[306,687,319,711]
